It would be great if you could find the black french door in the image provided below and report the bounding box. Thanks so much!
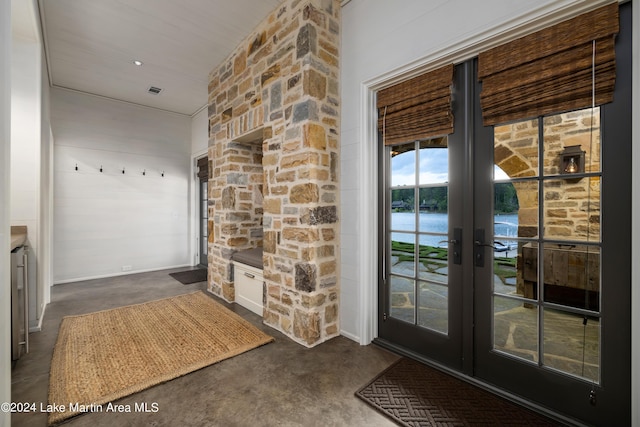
[376,5,630,424]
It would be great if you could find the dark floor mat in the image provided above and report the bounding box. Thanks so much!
[356,358,559,426]
[169,268,207,285]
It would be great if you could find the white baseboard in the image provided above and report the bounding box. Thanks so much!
[339,329,360,344]
[53,264,192,285]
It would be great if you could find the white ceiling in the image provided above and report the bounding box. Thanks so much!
[37,0,283,116]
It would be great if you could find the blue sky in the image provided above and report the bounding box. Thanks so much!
[391,147,508,186]
[391,148,448,186]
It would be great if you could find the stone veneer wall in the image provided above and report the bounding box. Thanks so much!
[207,0,340,347]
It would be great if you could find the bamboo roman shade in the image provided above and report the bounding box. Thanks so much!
[377,64,454,146]
[478,3,619,126]
[197,156,209,181]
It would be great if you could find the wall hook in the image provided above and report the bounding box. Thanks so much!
[161,171,165,177]
[75,164,78,171]
[122,167,125,174]
[100,165,103,173]
[143,169,146,176]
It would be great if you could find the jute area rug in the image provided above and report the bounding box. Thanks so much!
[356,358,559,427]
[48,291,273,426]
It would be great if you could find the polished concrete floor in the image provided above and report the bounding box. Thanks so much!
[11,268,399,427]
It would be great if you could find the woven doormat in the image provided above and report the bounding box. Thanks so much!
[169,268,207,284]
[48,291,273,425]
[356,358,559,426]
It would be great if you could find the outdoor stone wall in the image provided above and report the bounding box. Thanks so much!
[207,0,340,347]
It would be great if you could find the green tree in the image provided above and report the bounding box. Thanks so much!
[494,182,519,213]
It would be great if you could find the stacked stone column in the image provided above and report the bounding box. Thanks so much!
[207,0,340,347]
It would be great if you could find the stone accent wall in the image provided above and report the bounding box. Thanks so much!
[207,0,340,347]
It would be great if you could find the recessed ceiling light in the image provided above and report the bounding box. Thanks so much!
[133,60,143,66]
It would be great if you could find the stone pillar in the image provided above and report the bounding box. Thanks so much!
[207,0,340,347]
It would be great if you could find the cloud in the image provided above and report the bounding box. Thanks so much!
[392,147,448,185]
[391,147,512,184]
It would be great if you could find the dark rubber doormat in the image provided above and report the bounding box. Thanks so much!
[355,358,559,426]
[169,268,207,285]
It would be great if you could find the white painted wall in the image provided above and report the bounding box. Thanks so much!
[51,88,191,283]
[341,0,638,424]
[11,0,55,331]
[0,0,12,424]
[11,34,41,329]
[191,107,208,155]
[38,44,52,325]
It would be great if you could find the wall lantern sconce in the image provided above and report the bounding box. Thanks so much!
[560,145,585,175]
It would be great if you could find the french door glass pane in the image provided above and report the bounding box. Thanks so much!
[494,119,539,178]
[543,309,600,383]
[201,181,208,203]
[391,143,416,186]
[419,139,448,184]
[541,244,600,311]
[391,235,415,277]
[390,275,415,324]
[492,238,521,297]
[542,107,601,176]
[494,181,539,239]
[543,177,600,242]
[417,234,448,285]
[419,186,448,232]
[418,282,448,334]
[493,295,538,363]
[391,189,415,231]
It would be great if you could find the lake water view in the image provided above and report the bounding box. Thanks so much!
[391,212,518,248]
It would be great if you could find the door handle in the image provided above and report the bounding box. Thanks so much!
[475,228,513,267]
[438,228,462,264]
[474,228,486,267]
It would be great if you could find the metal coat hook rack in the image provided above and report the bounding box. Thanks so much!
[72,164,165,176]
